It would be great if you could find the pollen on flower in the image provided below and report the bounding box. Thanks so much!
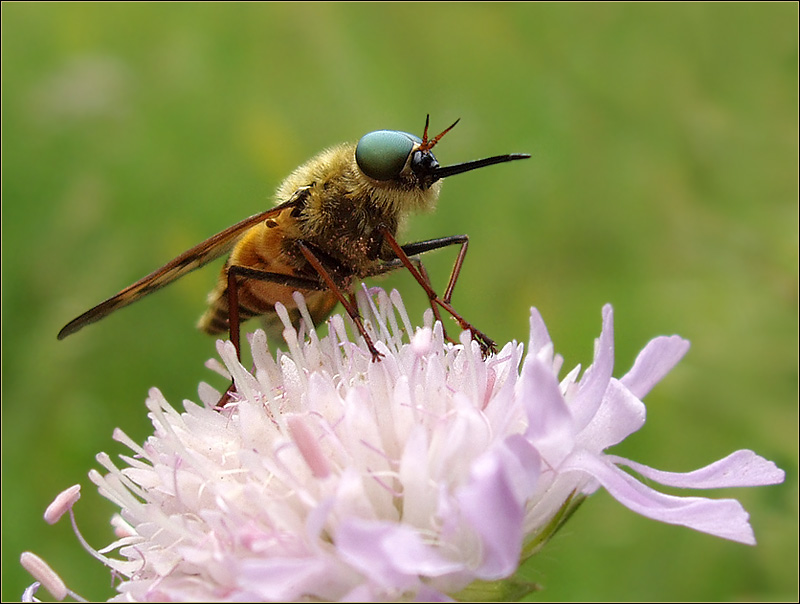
[24,287,784,602]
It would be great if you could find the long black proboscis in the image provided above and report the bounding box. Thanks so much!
[433,153,531,181]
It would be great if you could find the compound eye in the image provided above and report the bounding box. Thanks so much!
[356,130,421,181]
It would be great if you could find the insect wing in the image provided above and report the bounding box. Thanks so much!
[58,206,290,340]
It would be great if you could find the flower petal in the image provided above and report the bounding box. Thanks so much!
[521,358,575,467]
[236,556,337,601]
[527,308,553,357]
[575,378,646,452]
[620,335,690,399]
[608,449,785,489]
[457,443,533,579]
[335,518,462,588]
[563,450,759,544]
[571,305,615,430]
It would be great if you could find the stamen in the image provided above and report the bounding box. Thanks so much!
[44,485,81,525]
[412,327,433,356]
[287,416,331,479]
[20,552,68,601]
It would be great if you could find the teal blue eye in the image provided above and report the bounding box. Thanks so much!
[355,130,422,181]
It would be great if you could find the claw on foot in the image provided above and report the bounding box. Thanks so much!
[471,329,498,358]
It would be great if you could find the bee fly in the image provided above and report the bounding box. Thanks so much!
[58,116,529,363]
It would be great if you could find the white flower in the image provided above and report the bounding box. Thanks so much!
[24,288,784,602]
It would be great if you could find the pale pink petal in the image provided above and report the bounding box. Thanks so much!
[340,583,451,602]
[608,449,785,489]
[620,335,690,399]
[21,581,41,602]
[237,556,335,601]
[576,379,646,451]
[571,305,615,430]
[502,434,542,503]
[563,450,758,544]
[522,359,575,466]
[380,525,464,576]
[335,519,462,588]
[457,448,526,579]
[527,308,553,356]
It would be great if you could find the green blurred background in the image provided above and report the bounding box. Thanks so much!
[2,3,797,601]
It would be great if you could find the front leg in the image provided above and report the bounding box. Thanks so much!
[375,226,497,357]
[400,235,469,304]
[294,242,384,362]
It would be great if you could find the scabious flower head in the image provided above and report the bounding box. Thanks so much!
[24,288,784,602]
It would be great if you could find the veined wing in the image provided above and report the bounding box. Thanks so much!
[58,204,294,340]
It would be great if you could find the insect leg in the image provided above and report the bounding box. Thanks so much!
[371,234,469,300]
[410,237,470,344]
[401,234,471,305]
[377,227,497,356]
[226,266,327,359]
[371,255,452,342]
[370,235,473,344]
[295,242,384,362]
[215,267,329,408]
